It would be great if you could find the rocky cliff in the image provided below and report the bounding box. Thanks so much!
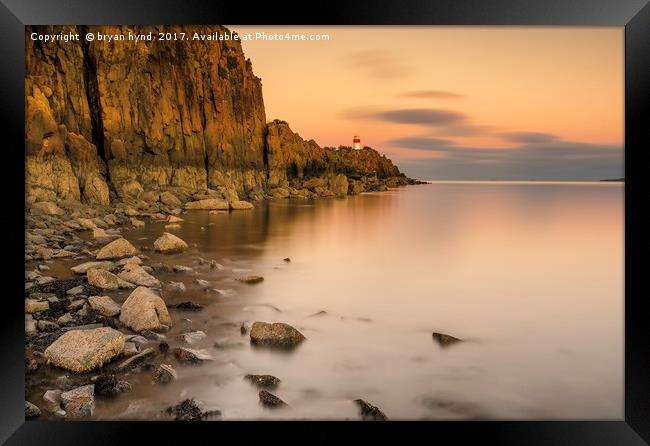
[25,25,414,208]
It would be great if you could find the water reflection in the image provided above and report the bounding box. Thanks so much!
[32,182,624,420]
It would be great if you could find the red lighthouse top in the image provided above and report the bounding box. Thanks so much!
[353,136,361,143]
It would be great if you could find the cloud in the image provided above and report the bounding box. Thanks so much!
[343,49,407,79]
[500,132,558,144]
[376,109,466,125]
[340,107,466,126]
[388,136,456,151]
[400,90,464,100]
[389,136,623,180]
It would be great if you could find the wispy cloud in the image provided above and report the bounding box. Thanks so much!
[499,132,558,144]
[389,136,623,180]
[343,49,407,79]
[400,90,464,100]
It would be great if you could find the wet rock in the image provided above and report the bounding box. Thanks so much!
[259,390,287,408]
[154,232,189,253]
[167,301,203,311]
[67,299,86,312]
[167,215,184,223]
[43,389,65,417]
[141,330,167,341]
[177,331,207,345]
[61,384,95,418]
[432,332,462,347]
[195,279,209,287]
[25,401,41,418]
[117,347,155,371]
[230,200,253,210]
[165,223,181,230]
[173,347,214,364]
[38,264,50,271]
[354,399,388,421]
[71,260,115,275]
[309,310,328,317]
[94,374,131,397]
[87,268,135,290]
[152,364,177,384]
[185,198,229,210]
[62,323,104,332]
[117,263,161,288]
[166,399,220,421]
[52,249,76,258]
[120,286,172,332]
[92,228,109,239]
[236,275,264,284]
[25,299,49,313]
[166,281,187,293]
[245,374,281,389]
[44,327,125,373]
[96,238,138,260]
[130,217,145,228]
[122,342,138,357]
[283,257,291,262]
[249,322,306,348]
[88,295,122,317]
[173,265,193,273]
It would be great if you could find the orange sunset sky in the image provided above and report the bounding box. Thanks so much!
[232,26,624,180]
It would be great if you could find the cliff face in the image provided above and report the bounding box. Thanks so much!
[25,25,413,207]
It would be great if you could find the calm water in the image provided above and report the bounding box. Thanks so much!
[34,182,624,420]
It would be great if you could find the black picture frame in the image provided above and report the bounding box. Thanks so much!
[1,0,647,444]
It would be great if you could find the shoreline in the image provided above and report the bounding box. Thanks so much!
[25,183,416,420]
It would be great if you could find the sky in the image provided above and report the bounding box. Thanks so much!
[232,26,624,180]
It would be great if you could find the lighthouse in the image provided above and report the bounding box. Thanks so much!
[353,135,361,150]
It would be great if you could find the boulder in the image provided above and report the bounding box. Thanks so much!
[244,374,281,389]
[130,217,145,228]
[249,322,306,348]
[117,263,161,288]
[354,399,388,421]
[167,215,184,223]
[166,281,187,293]
[185,198,229,210]
[259,390,287,408]
[44,327,125,373]
[230,200,254,210]
[152,364,177,384]
[61,385,95,418]
[96,238,138,260]
[88,295,122,317]
[120,286,172,332]
[154,232,188,253]
[71,260,115,274]
[87,268,135,290]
